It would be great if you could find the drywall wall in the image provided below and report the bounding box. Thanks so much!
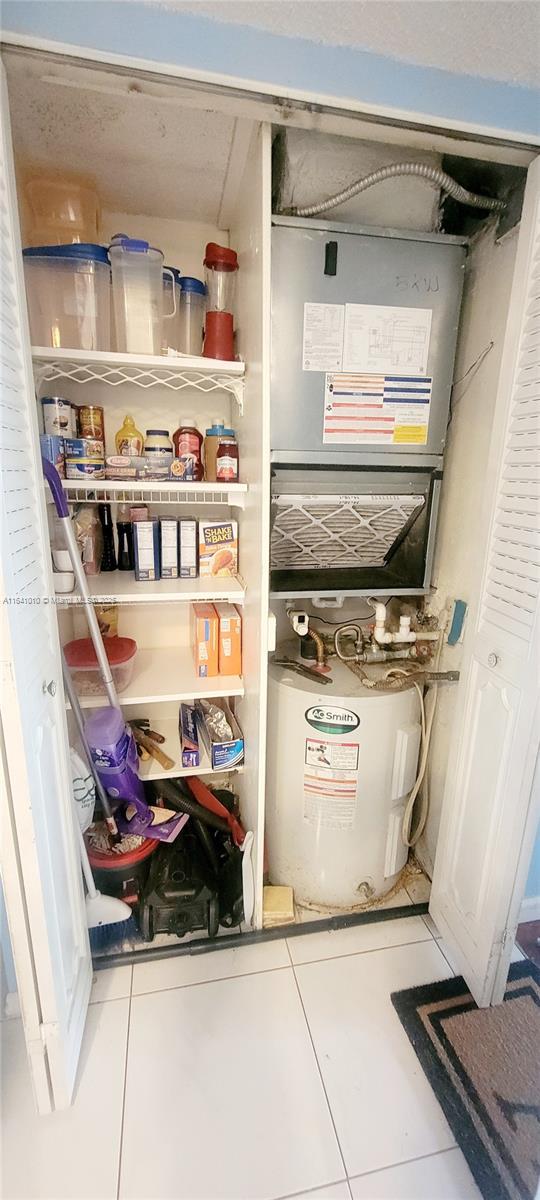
[417,220,519,876]
[2,1,539,140]
[274,130,441,229]
[171,2,540,89]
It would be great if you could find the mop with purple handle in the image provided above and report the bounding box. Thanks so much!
[42,458,188,847]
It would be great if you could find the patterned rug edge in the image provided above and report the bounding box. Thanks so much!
[390,960,540,1200]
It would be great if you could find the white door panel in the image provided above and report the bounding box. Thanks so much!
[430,156,540,1006]
[0,64,91,1111]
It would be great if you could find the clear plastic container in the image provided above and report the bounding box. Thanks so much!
[162,266,182,351]
[24,174,100,246]
[22,244,111,351]
[178,277,206,355]
[109,234,176,355]
[64,636,137,697]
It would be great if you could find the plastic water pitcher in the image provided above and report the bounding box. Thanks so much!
[110,234,177,355]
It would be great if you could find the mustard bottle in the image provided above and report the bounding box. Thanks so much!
[115,414,144,456]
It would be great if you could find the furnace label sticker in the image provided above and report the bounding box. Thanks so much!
[342,303,432,376]
[323,372,432,445]
[302,302,345,372]
[304,738,359,830]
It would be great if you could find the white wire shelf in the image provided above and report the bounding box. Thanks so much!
[55,570,245,606]
[72,645,244,709]
[32,347,245,412]
[134,716,244,782]
[47,478,247,508]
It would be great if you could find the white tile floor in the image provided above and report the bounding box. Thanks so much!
[1,915,483,1200]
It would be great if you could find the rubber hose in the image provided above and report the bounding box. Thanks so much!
[155,779,229,832]
[291,162,506,218]
[192,817,221,876]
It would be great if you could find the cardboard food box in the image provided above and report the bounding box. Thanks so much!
[195,699,244,770]
[198,520,238,578]
[133,519,160,581]
[214,602,242,676]
[191,603,218,677]
[179,518,198,579]
[159,518,179,579]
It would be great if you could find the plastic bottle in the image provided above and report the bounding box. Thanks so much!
[115,414,144,456]
[204,418,233,482]
[98,503,117,572]
[117,506,134,572]
[172,419,204,482]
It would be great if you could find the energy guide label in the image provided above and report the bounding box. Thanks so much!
[304,738,359,830]
[323,372,432,445]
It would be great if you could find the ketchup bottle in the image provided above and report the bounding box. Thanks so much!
[172,419,204,481]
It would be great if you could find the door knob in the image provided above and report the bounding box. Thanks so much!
[42,679,57,696]
[487,652,499,668]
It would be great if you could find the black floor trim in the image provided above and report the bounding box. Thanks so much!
[93,900,429,970]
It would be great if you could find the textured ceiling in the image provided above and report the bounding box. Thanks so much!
[5,53,237,223]
[160,1,540,88]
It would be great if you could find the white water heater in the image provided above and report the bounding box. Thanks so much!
[266,660,422,909]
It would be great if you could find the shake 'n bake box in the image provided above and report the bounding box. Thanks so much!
[198,520,238,578]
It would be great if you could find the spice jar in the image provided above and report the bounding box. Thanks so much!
[216,436,239,482]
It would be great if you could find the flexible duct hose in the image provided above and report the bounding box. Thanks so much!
[291,162,506,218]
[155,779,229,833]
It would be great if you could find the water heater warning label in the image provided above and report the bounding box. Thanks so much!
[304,738,358,830]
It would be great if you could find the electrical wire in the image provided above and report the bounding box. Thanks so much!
[401,622,446,846]
[447,340,495,430]
[289,162,506,219]
[402,685,438,847]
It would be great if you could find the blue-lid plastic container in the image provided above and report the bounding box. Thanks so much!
[179,277,206,355]
[22,243,111,351]
[109,233,165,355]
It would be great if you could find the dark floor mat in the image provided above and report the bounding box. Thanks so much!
[391,961,540,1200]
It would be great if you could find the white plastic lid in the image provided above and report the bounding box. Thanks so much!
[180,418,197,429]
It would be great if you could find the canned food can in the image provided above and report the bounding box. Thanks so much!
[65,437,104,460]
[78,405,104,440]
[65,459,105,479]
[41,395,74,436]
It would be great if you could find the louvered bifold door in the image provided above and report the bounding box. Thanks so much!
[0,66,91,1111]
[430,157,540,1008]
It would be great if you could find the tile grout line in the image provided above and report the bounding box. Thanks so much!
[285,939,350,1189]
[130,961,290,999]
[346,1143,459,1185]
[286,931,436,968]
[115,965,134,1200]
[430,937,457,976]
[130,928,439,1000]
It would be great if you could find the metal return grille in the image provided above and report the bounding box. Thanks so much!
[271,493,425,569]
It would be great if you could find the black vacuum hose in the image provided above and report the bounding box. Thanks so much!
[155,779,229,833]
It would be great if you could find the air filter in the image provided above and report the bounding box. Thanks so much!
[270,493,425,570]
